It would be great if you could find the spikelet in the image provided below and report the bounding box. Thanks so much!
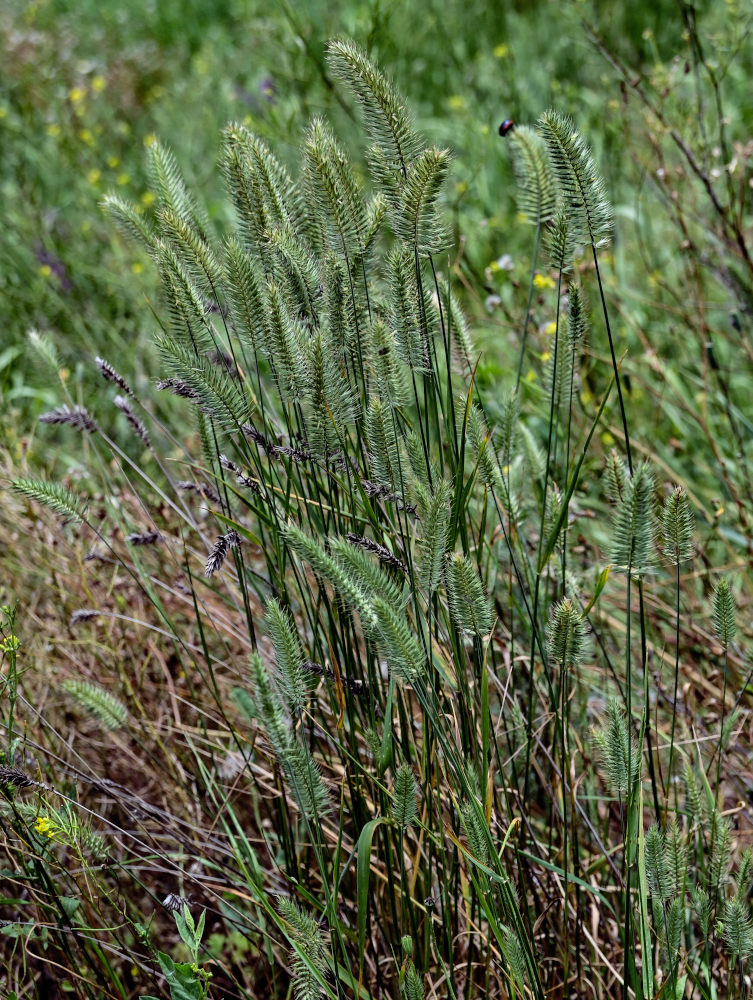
[96,357,134,396]
[538,110,613,250]
[713,576,736,649]
[366,396,401,492]
[392,764,419,828]
[545,597,587,670]
[415,480,451,595]
[276,896,330,1000]
[723,896,753,962]
[593,698,639,796]
[446,553,493,638]
[11,479,86,524]
[63,680,128,730]
[39,405,98,434]
[508,124,558,227]
[663,486,694,565]
[610,461,656,578]
[205,530,241,577]
[265,599,306,719]
[326,39,421,179]
[645,824,672,902]
[114,395,150,448]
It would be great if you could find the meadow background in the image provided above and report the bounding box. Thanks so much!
[2,0,753,997]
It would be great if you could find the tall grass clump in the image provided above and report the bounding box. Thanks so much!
[4,35,753,1000]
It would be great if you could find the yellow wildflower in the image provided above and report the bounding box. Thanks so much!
[38,264,52,278]
[79,128,95,147]
[493,43,509,59]
[92,75,106,92]
[455,181,467,195]
[132,261,144,274]
[143,133,157,148]
[544,321,557,336]
[107,156,120,168]
[46,123,61,137]
[35,816,52,836]
[540,351,551,363]
[448,95,466,111]
[140,191,155,207]
[533,274,555,290]
[87,168,101,185]
[69,86,86,104]
[116,173,131,186]
[601,431,615,447]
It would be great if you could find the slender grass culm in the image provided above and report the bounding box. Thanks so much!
[5,34,753,1000]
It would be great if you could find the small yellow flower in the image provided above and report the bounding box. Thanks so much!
[533,273,555,290]
[601,431,615,446]
[480,124,490,136]
[143,133,157,148]
[543,321,557,336]
[608,100,619,111]
[140,191,155,207]
[132,261,144,274]
[540,351,551,363]
[455,181,467,195]
[87,168,101,185]
[580,388,593,406]
[46,123,61,137]
[35,816,52,836]
[516,211,529,225]
[116,172,131,186]
[107,156,120,168]
[524,370,537,383]
[69,86,86,104]
[79,128,95,147]
[448,95,466,111]
[493,43,509,59]
[92,75,106,93]
[38,264,52,277]
[60,367,70,382]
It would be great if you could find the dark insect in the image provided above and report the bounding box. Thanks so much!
[498,119,515,137]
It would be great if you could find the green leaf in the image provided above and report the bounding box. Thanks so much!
[60,897,81,919]
[356,816,388,982]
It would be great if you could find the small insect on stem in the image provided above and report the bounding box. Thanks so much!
[498,118,515,137]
